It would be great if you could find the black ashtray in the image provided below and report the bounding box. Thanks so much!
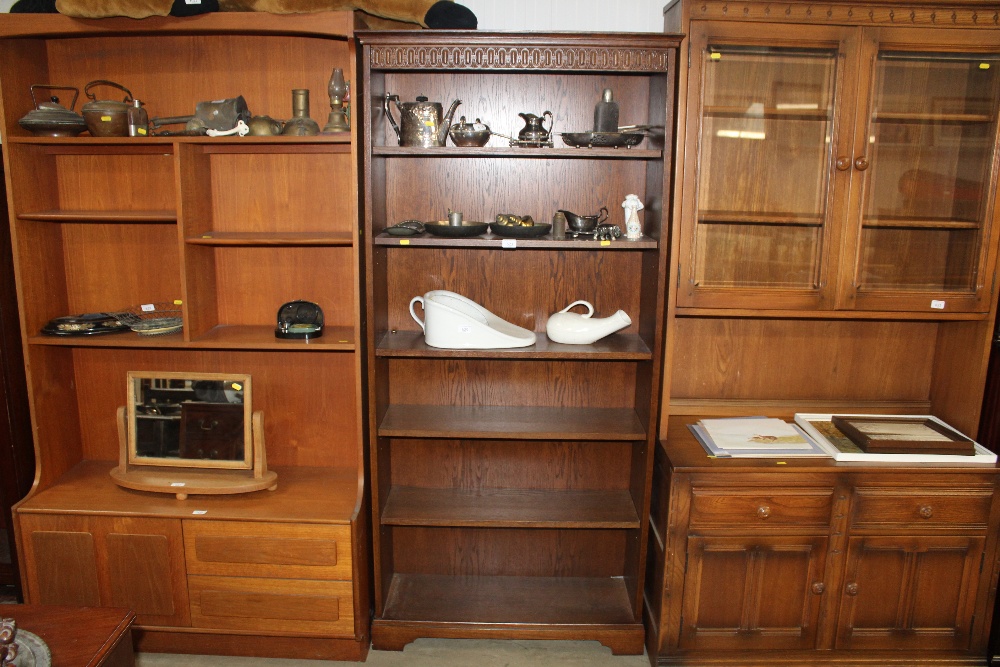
[423,220,489,237]
[41,312,130,336]
[275,300,324,340]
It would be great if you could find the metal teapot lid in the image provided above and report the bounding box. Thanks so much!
[18,85,88,136]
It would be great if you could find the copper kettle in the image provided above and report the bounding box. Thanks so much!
[384,94,461,147]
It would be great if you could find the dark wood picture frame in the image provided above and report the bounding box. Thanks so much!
[831,415,975,455]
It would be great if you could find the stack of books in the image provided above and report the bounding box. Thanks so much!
[689,416,831,458]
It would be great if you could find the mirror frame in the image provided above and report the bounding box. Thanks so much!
[126,371,253,470]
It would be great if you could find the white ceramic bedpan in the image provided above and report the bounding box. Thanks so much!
[409,290,537,349]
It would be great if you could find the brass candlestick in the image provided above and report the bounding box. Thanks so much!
[323,68,351,133]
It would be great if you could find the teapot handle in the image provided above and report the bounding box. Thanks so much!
[409,296,425,331]
[84,79,132,103]
[559,300,594,317]
[543,110,554,135]
[384,94,402,145]
[596,206,609,224]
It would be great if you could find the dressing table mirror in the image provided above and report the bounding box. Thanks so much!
[110,371,277,500]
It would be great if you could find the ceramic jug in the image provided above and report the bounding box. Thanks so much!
[545,301,630,345]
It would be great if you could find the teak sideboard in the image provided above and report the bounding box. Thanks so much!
[0,12,369,660]
[359,30,681,653]
[646,0,1000,665]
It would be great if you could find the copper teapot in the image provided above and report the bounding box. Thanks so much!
[385,94,461,147]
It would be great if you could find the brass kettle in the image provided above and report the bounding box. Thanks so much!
[385,94,461,147]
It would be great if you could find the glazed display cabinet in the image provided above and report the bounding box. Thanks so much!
[647,0,1000,665]
[0,12,369,660]
[359,31,681,653]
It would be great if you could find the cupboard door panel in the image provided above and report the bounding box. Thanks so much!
[28,530,101,606]
[679,535,828,650]
[107,533,178,618]
[837,534,983,650]
[677,23,856,309]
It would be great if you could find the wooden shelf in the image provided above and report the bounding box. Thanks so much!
[375,330,652,360]
[7,135,351,147]
[186,231,355,246]
[29,325,356,350]
[378,405,646,441]
[875,111,994,123]
[372,145,662,159]
[374,232,657,249]
[380,573,638,626]
[697,211,824,226]
[863,216,981,230]
[703,105,829,120]
[18,210,176,223]
[381,487,640,528]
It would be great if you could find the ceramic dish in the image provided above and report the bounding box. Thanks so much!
[423,220,489,238]
[560,131,644,148]
[40,313,130,336]
[386,220,425,236]
[490,222,552,238]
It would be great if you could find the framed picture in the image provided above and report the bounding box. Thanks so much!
[830,415,975,455]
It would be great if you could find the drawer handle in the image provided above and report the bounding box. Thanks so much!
[846,582,859,596]
[757,505,771,519]
[919,505,933,519]
[812,582,825,595]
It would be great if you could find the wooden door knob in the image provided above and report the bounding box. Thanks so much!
[854,156,869,171]
[812,582,825,594]
[919,505,934,519]
[835,156,852,171]
[757,505,771,519]
[846,582,859,596]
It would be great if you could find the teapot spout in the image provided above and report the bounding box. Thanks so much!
[383,93,403,144]
[440,99,462,140]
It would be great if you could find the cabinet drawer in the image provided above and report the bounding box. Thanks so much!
[189,575,354,636]
[184,521,352,580]
[689,487,834,528]
[851,488,993,530]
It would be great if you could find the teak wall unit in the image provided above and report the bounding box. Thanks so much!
[359,31,681,653]
[0,13,369,660]
[646,0,1000,665]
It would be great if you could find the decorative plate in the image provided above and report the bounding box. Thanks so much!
[423,220,489,238]
[560,131,644,148]
[490,223,552,238]
[40,313,130,336]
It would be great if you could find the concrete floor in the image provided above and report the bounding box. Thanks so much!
[136,639,651,666]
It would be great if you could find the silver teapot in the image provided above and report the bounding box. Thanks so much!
[385,94,461,147]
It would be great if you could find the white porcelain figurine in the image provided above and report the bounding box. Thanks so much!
[546,301,631,345]
[622,194,644,241]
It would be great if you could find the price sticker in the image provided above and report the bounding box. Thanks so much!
[601,240,611,246]
[399,239,410,246]
[192,510,208,515]
[501,239,517,249]
[931,300,946,310]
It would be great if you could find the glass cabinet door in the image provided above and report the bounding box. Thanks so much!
[678,25,850,309]
[847,43,1000,312]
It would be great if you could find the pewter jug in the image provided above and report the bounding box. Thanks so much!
[517,110,553,147]
[385,94,461,147]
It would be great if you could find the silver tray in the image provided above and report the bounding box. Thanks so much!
[560,131,644,148]
[10,629,51,667]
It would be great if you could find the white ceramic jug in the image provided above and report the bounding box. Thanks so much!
[545,300,631,345]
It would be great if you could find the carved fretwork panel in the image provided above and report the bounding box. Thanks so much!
[367,45,674,72]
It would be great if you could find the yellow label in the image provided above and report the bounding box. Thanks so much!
[338,339,348,343]
[980,63,991,70]
[601,240,611,246]
[231,383,243,391]
[710,52,722,60]
[101,115,112,121]
[137,128,147,135]
[173,299,183,305]
[399,239,410,245]
[776,461,787,465]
